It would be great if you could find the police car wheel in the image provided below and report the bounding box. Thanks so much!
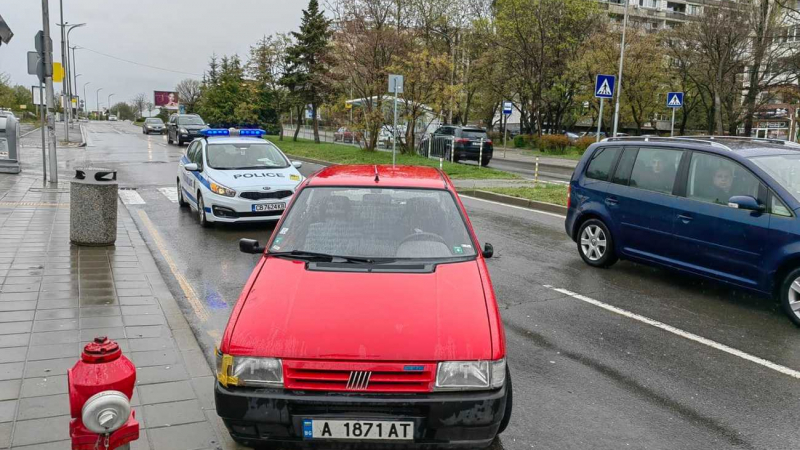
[177,180,188,208]
[198,194,211,228]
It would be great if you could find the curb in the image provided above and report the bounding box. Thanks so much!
[457,188,568,216]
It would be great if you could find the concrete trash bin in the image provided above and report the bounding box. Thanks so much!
[70,168,118,246]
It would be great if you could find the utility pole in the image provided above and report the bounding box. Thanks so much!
[58,0,69,142]
[83,81,90,117]
[612,0,630,138]
[96,87,102,120]
[42,0,59,183]
[108,93,115,118]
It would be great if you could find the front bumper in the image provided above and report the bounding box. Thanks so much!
[205,192,289,223]
[215,382,507,448]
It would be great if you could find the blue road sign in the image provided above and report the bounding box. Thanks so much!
[503,101,513,115]
[595,75,616,99]
[667,92,684,108]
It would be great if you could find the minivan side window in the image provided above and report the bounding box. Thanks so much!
[612,148,638,185]
[686,153,760,206]
[629,148,683,194]
[585,147,620,181]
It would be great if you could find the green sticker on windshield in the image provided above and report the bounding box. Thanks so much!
[453,246,464,254]
[274,236,284,244]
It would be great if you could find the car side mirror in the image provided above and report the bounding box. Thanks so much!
[728,195,765,212]
[239,239,264,254]
[483,243,494,259]
[292,160,303,169]
[184,163,199,172]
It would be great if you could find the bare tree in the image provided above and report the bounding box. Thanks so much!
[175,79,202,113]
[131,93,147,119]
[145,101,154,117]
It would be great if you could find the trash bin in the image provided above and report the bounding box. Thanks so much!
[70,168,118,246]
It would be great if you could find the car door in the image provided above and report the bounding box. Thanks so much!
[603,146,686,263]
[671,152,770,288]
[180,141,199,203]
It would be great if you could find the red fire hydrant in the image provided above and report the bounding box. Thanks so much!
[68,337,139,450]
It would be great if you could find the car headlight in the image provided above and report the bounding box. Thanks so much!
[209,180,236,197]
[216,349,283,388]
[434,359,506,391]
[180,127,188,134]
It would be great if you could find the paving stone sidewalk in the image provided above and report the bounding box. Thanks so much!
[0,174,237,449]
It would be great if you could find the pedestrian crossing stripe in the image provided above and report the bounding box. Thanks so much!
[596,80,612,97]
[668,95,682,106]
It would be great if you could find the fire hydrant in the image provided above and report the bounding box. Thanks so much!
[68,336,139,450]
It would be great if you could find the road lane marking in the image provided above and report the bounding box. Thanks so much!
[157,187,179,203]
[543,285,800,380]
[118,190,146,205]
[461,195,567,219]
[137,209,211,323]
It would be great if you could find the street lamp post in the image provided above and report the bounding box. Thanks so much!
[70,45,80,106]
[96,87,102,120]
[83,81,90,116]
[108,94,115,118]
[73,74,82,117]
[611,0,630,138]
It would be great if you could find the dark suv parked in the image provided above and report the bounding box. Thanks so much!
[167,114,208,145]
[566,136,800,326]
[422,126,494,166]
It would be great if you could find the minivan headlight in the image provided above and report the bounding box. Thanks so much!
[434,359,506,391]
[216,349,284,388]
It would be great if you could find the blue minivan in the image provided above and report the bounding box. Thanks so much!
[565,136,800,326]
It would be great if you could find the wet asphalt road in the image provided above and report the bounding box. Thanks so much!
[82,121,800,449]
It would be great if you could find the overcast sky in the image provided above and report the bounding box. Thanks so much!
[0,0,304,109]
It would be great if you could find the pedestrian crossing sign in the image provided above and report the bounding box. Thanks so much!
[667,92,684,108]
[595,74,615,99]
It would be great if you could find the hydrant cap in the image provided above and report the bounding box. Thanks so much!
[82,336,121,363]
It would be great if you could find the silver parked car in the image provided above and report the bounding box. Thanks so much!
[142,118,165,135]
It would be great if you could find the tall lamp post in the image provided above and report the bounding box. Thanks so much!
[56,20,85,137]
[70,45,80,105]
[611,0,630,138]
[107,94,115,118]
[96,87,103,120]
[73,74,82,117]
[83,81,90,117]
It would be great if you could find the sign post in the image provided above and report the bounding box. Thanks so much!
[502,101,512,158]
[388,74,403,167]
[594,75,616,142]
[666,92,684,137]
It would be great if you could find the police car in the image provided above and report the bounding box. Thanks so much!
[177,128,304,226]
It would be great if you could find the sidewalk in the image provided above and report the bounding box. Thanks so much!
[0,174,236,449]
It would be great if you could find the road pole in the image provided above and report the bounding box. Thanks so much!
[58,0,70,143]
[535,156,540,187]
[39,81,46,186]
[503,113,508,158]
[83,81,90,118]
[108,94,115,117]
[479,138,484,169]
[451,135,455,163]
[611,0,630,138]
[96,87,102,120]
[392,82,398,168]
[671,108,676,137]
[43,0,59,183]
[596,98,605,142]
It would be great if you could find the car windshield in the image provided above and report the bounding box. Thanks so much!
[271,187,477,260]
[751,154,800,202]
[177,116,205,125]
[206,143,288,170]
[145,119,162,124]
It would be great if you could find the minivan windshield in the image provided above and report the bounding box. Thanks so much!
[206,143,288,170]
[177,116,205,125]
[271,187,477,260]
[751,154,800,202]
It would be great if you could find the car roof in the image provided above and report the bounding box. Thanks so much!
[307,165,449,189]
[599,136,800,159]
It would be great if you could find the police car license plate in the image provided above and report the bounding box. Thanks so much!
[252,203,285,212]
[302,419,413,441]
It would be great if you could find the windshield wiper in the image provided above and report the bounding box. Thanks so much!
[269,250,395,264]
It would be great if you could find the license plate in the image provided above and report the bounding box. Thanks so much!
[302,419,413,441]
[252,203,285,212]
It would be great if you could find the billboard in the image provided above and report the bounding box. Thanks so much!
[154,91,179,110]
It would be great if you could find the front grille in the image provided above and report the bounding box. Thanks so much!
[240,190,293,201]
[284,360,436,393]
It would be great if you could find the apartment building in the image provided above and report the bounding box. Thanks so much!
[597,0,709,31]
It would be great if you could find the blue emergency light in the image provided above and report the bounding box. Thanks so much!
[200,128,230,136]
[238,129,266,137]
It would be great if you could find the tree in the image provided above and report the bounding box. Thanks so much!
[286,0,333,143]
[197,55,250,127]
[145,102,154,118]
[131,93,147,119]
[110,102,136,121]
[247,35,291,136]
[175,79,202,114]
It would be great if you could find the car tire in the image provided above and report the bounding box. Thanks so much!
[177,179,188,208]
[779,267,800,327]
[481,157,491,167]
[577,218,618,268]
[198,194,211,228]
[497,367,513,434]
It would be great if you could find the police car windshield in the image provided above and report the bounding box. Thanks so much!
[206,143,289,170]
[177,117,204,125]
[270,187,477,260]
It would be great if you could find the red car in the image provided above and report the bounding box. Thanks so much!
[215,165,511,448]
[334,127,356,143]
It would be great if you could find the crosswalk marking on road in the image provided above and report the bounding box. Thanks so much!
[118,189,146,205]
[158,187,179,203]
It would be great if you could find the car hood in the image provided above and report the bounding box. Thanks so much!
[206,167,302,190]
[228,257,492,361]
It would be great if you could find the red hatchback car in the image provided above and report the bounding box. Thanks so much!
[215,165,511,448]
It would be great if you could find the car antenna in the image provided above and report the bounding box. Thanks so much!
[374,165,380,183]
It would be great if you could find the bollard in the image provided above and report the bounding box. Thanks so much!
[479,138,484,169]
[440,156,443,170]
[68,337,139,450]
[451,135,455,163]
[535,156,540,187]
[428,136,432,159]
[70,168,118,246]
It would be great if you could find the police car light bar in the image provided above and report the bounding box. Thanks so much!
[238,129,266,137]
[200,129,230,137]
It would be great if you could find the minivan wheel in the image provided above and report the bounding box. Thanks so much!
[779,268,800,327]
[577,219,618,268]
